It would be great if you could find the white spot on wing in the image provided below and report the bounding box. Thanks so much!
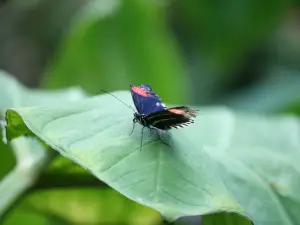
[156,102,166,108]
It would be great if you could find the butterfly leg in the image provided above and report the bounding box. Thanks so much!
[140,126,145,151]
[129,121,135,136]
[150,128,170,147]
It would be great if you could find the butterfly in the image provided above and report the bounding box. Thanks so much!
[101,84,198,150]
[129,84,198,149]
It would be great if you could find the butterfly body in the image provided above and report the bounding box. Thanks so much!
[130,84,198,149]
[100,84,198,150]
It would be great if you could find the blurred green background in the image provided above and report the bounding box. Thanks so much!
[0,0,300,224]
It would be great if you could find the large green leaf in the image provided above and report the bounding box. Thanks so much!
[5,92,300,224]
[42,0,189,104]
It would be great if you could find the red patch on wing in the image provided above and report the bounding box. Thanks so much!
[169,108,185,115]
[131,86,151,97]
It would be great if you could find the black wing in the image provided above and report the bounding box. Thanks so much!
[145,106,198,130]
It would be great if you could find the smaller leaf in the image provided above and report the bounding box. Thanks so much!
[0,69,87,111]
[203,212,253,225]
[220,69,300,113]
[0,70,87,218]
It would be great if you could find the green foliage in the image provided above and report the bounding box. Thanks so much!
[221,69,300,113]
[1,0,300,224]
[23,188,160,225]
[175,0,288,70]
[0,138,15,180]
[2,208,48,225]
[0,71,86,222]
[0,71,159,225]
[4,94,242,220]
[0,70,86,110]
[42,0,189,104]
[202,212,253,225]
[0,69,87,186]
[170,0,290,104]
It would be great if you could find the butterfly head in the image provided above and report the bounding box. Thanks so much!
[133,112,147,127]
[133,113,139,123]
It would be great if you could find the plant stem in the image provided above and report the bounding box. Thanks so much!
[0,137,55,221]
[0,167,34,218]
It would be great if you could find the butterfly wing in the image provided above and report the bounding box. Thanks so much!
[145,106,198,130]
[130,84,166,116]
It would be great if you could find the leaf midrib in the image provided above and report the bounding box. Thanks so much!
[153,148,162,202]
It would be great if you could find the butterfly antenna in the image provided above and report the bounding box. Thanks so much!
[100,90,136,112]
